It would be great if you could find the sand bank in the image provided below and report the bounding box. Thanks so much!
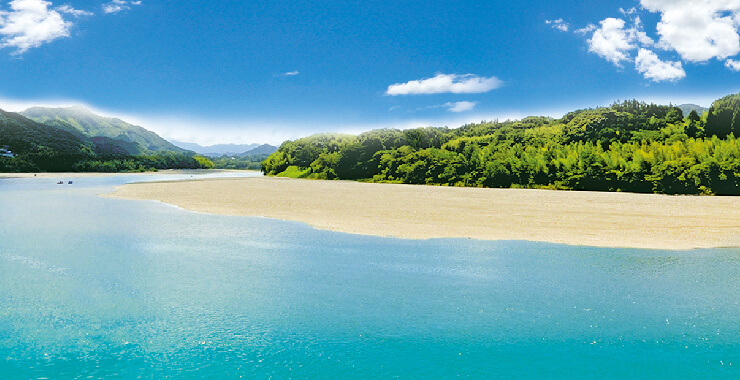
[108,177,740,250]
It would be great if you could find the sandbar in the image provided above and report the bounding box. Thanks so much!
[108,177,740,250]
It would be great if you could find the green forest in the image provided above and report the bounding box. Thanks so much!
[262,92,740,195]
[0,109,213,173]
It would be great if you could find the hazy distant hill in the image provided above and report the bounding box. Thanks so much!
[171,141,259,156]
[678,104,708,116]
[240,144,277,156]
[21,106,187,155]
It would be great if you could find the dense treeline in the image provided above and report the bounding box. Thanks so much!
[262,93,740,195]
[210,154,271,170]
[0,109,213,173]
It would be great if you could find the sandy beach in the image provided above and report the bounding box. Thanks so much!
[108,176,740,250]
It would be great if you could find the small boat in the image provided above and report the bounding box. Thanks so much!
[57,181,64,184]
[68,181,73,184]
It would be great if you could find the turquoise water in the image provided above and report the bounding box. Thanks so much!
[1,174,739,379]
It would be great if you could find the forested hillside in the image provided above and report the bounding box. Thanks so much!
[263,93,740,195]
[21,106,187,155]
[0,109,212,172]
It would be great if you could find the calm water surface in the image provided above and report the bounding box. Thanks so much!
[1,173,739,379]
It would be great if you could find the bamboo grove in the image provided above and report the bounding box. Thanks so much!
[262,93,740,195]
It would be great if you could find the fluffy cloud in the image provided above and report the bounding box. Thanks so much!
[587,18,635,66]
[635,48,686,81]
[641,0,740,62]
[546,18,569,32]
[587,17,654,67]
[561,1,740,81]
[0,0,71,54]
[103,0,141,14]
[725,58,740,71]
[386,74,502,95]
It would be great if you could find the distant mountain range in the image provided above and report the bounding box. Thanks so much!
[1,105,277,172]
[677,104,708,116]
[22,106,187,155]
[171,141,277,157]
[240,144,278,156]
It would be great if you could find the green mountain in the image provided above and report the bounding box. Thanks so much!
[0,108,211,172]
[0,109,93,171]
[678,104,708,116]
[21,106,187,155]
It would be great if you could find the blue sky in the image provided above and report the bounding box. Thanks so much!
[1,0,740,145]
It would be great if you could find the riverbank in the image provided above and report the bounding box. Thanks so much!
[0,169,246,179]
[107,177,740,250]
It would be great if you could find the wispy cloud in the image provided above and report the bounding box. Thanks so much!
[386,73,502,95]
[445,101,478,112]
[102,0,141,14]
[283,70,299,76]
[56,4,91,17]
[417,101,479,113]
[545,18,569,32]
[575,24,597,35]
[0,0,73,54]
[54,4,90,17]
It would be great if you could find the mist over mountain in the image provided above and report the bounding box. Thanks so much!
[21,106,187,155]
[1,107,211,172]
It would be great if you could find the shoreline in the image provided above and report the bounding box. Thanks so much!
[107,177,740,250]
[0,169,250,179]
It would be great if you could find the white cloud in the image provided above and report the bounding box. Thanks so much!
[629,17,655,46]
[587,18,636,66]
[416,101,479,113]
[640,0,740,62]
[0,0,71,54]
[386,73,502,96]
[635,48,686,81]
[283,70,299,76]
[569,2,740,79]
[725,58,740,71]
[546,18,569,32]
[575,24,597,35]
[446,101,478,113]
[56,4,92,17]
[102,0,141,14]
